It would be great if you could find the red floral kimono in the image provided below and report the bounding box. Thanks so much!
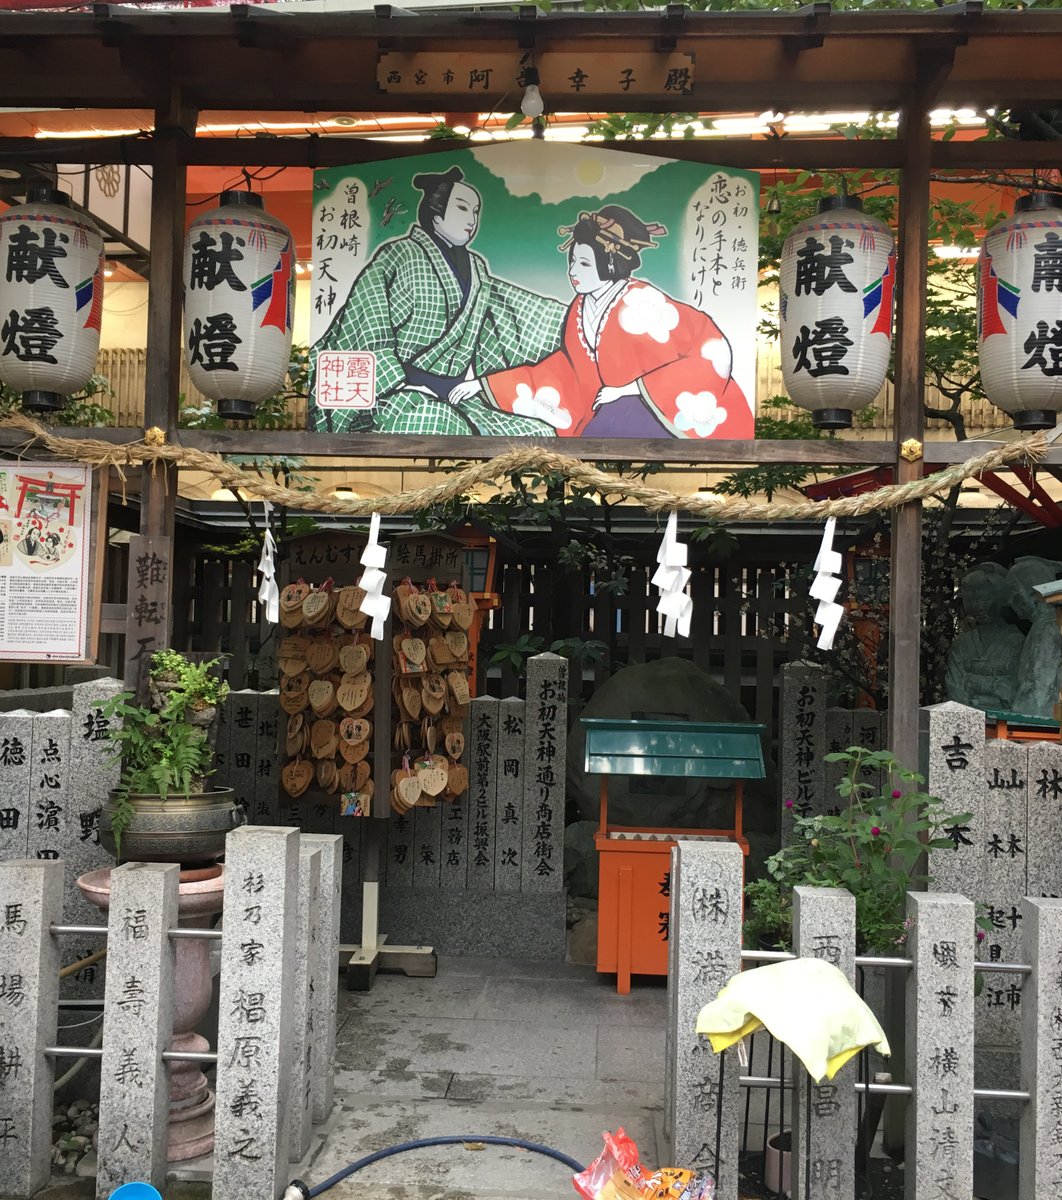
[481,280,751,438]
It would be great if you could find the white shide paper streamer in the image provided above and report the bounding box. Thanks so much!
[651,511,692,638]
[256,499,280,625]
[357,511,391,641]
[811,517,845,650]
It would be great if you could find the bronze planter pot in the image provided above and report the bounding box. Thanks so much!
[100,787,245,864]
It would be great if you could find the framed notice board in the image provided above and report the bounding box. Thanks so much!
[0,461,106,664]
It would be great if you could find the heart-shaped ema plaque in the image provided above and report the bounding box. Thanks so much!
[396,774,423,809]
[444,631,469,660]
[337,762,354,792]
[447,671,471,706]
[450,600,474,631]
[302,590,333,626]
[340,716,372,746]
[281,670,310,694]
[285,728,308,758]
[399,685,422,720]
[336,586,368,629]
[308,679,337,717]
[282,758,313,799]
[429,636,453,667]
[337,673,371,713]
[280,685,309,715]
[310,719,338,758]
[339,737,369,765]
[281,581,311,612]
[445,731,465,759]
[355,759,372,792]
[278,636,310,675]
[440,715,464,736]
[306,639,339,674]
[417,764,449,797]
[401,637,427,665]
[339,643,369,676]
[317,759,338,791]
[402,592,433,628]
[446,764,469,796]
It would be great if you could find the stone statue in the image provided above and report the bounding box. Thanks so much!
[1007,556,1062,719]
[944,564,1025,712]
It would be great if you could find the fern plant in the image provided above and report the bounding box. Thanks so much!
[102,651,229,857]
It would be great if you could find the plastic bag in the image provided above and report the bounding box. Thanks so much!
[573,1129,715,1200]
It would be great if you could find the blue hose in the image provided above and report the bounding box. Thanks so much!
[298,1134,586,1197]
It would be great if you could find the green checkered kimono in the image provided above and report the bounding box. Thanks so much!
[309,227,566,436]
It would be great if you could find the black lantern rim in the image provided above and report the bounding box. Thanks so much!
[1011,409,1057,430]
[21,390,66,414]
[817,194,863,214]
[811,407,854,430]
[1015,192,1062,215]
[219,190,264,210]
[216,397,259,422]
[24,185,69,207]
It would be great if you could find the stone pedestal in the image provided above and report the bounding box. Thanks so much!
[79,863,227,1162]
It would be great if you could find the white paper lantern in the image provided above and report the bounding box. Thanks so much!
[183,190,295,421]
[779,195,895,429]
[979,192,1062,431]
[0,187,104,414]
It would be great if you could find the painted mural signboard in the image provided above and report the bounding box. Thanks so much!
[0,461,102,662]
[308,142,758,441]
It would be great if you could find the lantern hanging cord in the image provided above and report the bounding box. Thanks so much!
[0,412,1047,524]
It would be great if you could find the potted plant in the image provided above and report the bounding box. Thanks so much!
[100,650,244,863]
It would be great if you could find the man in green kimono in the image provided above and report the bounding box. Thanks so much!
[309,166,566,436]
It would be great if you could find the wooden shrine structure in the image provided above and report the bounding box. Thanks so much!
[0,2,1060,781]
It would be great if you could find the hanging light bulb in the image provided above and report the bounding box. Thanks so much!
[521,67,544,119]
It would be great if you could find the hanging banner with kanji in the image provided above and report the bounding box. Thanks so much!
[308,142,758,441]
[0,461,103,662]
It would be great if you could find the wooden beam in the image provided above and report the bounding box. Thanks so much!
[887,92,932,768]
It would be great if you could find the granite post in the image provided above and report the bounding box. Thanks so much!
[0,859,62,1198]
[288,842,320,1163]
[779,662,828,843]
[253,691,281,826]
[920,701,985,897]
[521,654,567,893]
[979,738,1029,1047]
[227,691,261,822]
[792,885,857,1200]
[494,698,524,892]
[467,696,499,890]
[852,709,884,794]
[1026,739,1062,901]
[214,826,299,1200]
[96,862,179,1198]
[1019,896,1062,1200]
[301,833,343,1123]
[334,810,362,944]
[27,710,70,865]
[666,840,743,1197]
[412,799,442,890]
[905,891,975,1200]
[67,679,122,996]
[0,709,34,860]
[214,682,232,783]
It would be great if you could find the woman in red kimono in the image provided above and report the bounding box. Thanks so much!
[448,205,750,439]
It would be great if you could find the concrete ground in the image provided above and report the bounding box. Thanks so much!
[37,955,668,1200]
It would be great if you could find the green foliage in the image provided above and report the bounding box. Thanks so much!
[102,651,230,857]
[748,746,974,953]
[489,634,607,677]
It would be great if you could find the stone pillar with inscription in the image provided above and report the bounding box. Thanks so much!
[67,679,122,995]
[214,827,299,1200]
[228,691,262,823]
[521,654,567,893]
[920,701,985,897]
[288,842,320,1164]
[905,891,975,1200]
[27,711,70,867]
[979,738,1029,1047]
[1026,739,1062,902]
[334,811,362,944]
[792,886,857,1200]
[1019,896,1062,1200]
[386,810,415,888]
[413,799,442,890]
[96,863,179,1198]
[779,663,828,843]
[851,709,885,794]
[301,832,343,1124]
[666,840,743,1197]
[467,696,499,891]
[0,709,33,860]
[0,859,61,1198]
[124,534,172,688]
[253,691,281,827]
[822,708,853,814]
[494,697,524,892]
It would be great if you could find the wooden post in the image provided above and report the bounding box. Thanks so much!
[123,91,197,687]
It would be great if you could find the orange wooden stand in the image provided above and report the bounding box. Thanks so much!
[595,776,749,995]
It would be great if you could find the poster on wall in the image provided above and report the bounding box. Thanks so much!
[308,142,758,441]
[0,462,103,663]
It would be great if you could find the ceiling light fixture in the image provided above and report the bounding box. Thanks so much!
[520,67,544,120]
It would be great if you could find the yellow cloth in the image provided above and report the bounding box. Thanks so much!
[694,957,890,1083]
